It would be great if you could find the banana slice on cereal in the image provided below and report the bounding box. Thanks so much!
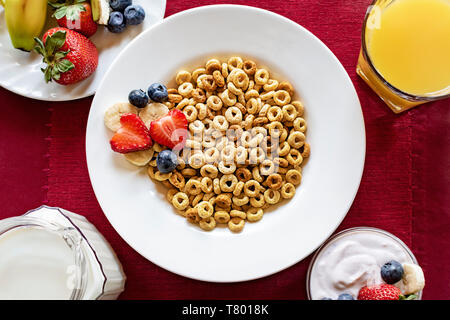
[124,148,155,167]
[139,102,169,128]
[104,102,139,132]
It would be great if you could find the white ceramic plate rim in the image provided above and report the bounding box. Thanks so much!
[86,4,366,283]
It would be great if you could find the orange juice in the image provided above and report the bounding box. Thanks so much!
[358,0,450,112]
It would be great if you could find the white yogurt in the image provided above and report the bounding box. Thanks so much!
[0,227,76,300]
[308,228,415,300]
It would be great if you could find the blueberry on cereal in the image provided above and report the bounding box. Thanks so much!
[128,89,149,108]
[148,83,169,103]
[157,150,178,173]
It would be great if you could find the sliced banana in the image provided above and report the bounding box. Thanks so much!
[401,263,425,295]
[139,102,169,128]
[124,148,154,167]
[104,102,138,132]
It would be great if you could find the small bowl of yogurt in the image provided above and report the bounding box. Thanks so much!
[306,227,424,300]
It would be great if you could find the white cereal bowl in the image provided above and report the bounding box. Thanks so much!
[86,5,366,282]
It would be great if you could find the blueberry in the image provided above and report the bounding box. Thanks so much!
[128,89,148,108]
[107,11,126,33]
[110,0,132,12]
[157,150,178,173]
[124,5,145,25]
[321,297,333,300]
[381,260,404,284]
[147,83,168,102]
[337,293,354,300]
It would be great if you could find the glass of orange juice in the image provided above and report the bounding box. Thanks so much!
[357,0,450,113]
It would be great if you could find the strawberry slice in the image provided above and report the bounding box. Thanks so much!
[110,113,152,153]
[357,284,403,300]
[149,109,188,150]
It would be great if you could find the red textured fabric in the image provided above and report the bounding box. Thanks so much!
[0,0,449,299]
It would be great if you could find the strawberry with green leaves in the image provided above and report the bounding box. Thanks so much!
[50,0,98,38]
[34,27,98,85]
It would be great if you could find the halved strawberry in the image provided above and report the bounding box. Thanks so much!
[357,284,402,300]
[149,109,188,150]
[110,113,152,153]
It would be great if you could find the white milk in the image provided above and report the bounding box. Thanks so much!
[309,229,414,300]
[0,206,126,300]
[0,227,75,300]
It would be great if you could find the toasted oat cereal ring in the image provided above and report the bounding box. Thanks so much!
[169,170,185,189]
[247,207,264,222]
[224,107,243,124]
[172,192,189,210]
[258,103,270,117]
[261,136,278,154]
[202,75,218,92]
[147,166,156,180]
[230,209,246,220]
[188,153,205,169]
[244,89,260,100]
[200,164,218,178]
[287,149,303,166]
[259,159,276,176]
[167,188,178,203]
[249,133,264,148]
[191,88,206,103]
[286,169,302,186]
[267,106,283,122]
[273,90,291,106]
[260,90,275,101]
[254,69,270,85]
[249,194,265,208]
[181,168,197,178]
[186,207,200,224]
[281,182,296,199]
[212,70,225,87]
[218,162,236,175]
[227,125,243,142]
[200,177,213,193]
[228,217,245,233]
[178,82,194,97]
[215,193,232,208]
[213,178,221,194]
[243,60,256,75]
[239,131,252,148]
[264,189,281,204]
[199,217,216,231]
[233,181,245,196]
[202,192,215,202]
[282,104,298,122]
[232,69,249,90]
[192,67,206,82]
[168,93,183,104]
[274,157,289,168]
[263,79,279,91]
[233,146,247,165]
[203,148,220,164]
[221,62,229,78]
[232,194,249,206]
[191,193,204,207]
[280,128,288,142]
[293,117,307,133]
[183,105,198,122]
[197,201,214,219]
[220,174,238,192]
[189,120,205,135]
[291,101,304,116]
[227,81,243,96]
[176,98,190,110]
[249,147,265,165]
[287,131,306,149]
[220,145,236,163]
[206,95,223,111]
[244,180,261,197]
[278,141,291,157]
[176,70,192,85]
[214,211,230,224]
[184,179,202,195]
[277,167,288,174]
[252,167,264,183]
[154,171,172,182]
[205,58,221,74]
[227,56,244,71]
[267,121,283,138]
[246,97,261,114]
[301,142,310,158]
[277,81,295,97]
[235,168,252,182]
[220,89,237,107]
[266,173,283,190]
[196,103,207,120]
[253,116,269,127]
[167,88,178,94]
[241,114,254,130]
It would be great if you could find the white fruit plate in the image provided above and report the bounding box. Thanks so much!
[86,5,366,282]
[0,0,166,101]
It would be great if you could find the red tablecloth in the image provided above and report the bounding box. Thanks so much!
[0,0,449,300]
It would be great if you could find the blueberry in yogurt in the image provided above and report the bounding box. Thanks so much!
[381,260,404,284]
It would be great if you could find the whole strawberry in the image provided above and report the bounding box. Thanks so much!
[51,0,98,38]
[34,28,98,85]
[358,284,402,300]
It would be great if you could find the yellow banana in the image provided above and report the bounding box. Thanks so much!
[5,0,48,52]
